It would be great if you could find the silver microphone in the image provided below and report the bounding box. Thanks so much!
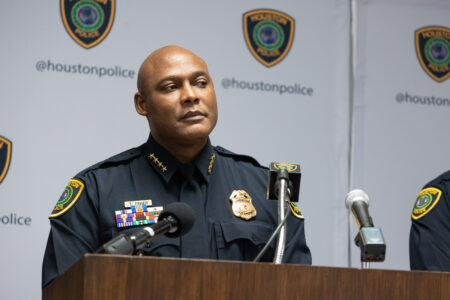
[345,189,386,264]
[345,189,373,229]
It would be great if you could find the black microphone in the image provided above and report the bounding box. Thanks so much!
[267,163,301,202]
[97,202,195,255]
[345,189,373,228]
[345,189,386,263]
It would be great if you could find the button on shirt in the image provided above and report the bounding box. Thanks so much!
[42,135,312,287]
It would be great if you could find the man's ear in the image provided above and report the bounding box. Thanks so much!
[134,92,149,116]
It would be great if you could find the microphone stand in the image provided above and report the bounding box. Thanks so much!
[273,169,290,264]
[354,226,386,269]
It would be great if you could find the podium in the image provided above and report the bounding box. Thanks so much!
[43,254,450,300]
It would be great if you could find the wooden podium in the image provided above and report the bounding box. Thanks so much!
[43,254,450,300]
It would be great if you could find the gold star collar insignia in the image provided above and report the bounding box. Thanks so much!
[148,153,167,173]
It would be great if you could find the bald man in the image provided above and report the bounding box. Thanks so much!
[42,46,311,288]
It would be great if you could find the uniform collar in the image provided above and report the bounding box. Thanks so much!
[143,134,216,183]
[192,139,215,183]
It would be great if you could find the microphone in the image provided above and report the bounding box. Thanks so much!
[267,163,301,202]
[345,189,373,228]
[97,202,195,255]
[254,162,301,263]
[345,189,386,263]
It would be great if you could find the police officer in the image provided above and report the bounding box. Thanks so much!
[42,46,311,288]
[410,170,450,271]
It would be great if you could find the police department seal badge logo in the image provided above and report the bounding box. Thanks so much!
[61,0,115,49]
[243,9,295,67]
[0,136,12,184]
[50,179,85,218]
[415,26,450,82]
[289,201,304,219]
[229,190,257,220]
[273,163,298,172]
[411,187,442,220]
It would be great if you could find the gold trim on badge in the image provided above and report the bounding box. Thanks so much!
[289,201,304,219]
[243,9,295,67]
[60,0,116,49]
[415,26,450,82]
[0,136,12,184]
[411,187,442,220]
[50,179,85,218]
[229,190,257,220]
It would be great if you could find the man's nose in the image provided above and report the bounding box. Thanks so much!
[181,82,199,104]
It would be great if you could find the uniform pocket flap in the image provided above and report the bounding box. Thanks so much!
[219,220,273,247]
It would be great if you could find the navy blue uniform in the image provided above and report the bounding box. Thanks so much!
[42,135,311,287]
[410,170,450,271]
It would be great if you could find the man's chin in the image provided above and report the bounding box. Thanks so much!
[177,126,213,144]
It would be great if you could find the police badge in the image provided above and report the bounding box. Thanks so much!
[61,0,115,49]
[0,136,12,184]
[229,190,257,220]
[243,9,295,67]
[415,26,450,82]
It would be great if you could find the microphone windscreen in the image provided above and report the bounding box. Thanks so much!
[345,189,370,209]
[159,202,195,237]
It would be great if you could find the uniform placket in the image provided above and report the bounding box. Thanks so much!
[178,163,209,258]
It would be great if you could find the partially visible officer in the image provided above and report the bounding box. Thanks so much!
[410,170,450,271]
[42,45,311,288]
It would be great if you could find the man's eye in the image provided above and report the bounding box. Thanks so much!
[196,80,207,87]
[164,84,177,91]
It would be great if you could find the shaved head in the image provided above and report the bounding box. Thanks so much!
[137,45,208,96]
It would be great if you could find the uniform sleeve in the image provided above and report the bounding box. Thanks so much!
[409,181,450,271]
[283,213,312,264]
[251,164,311,265]
[42,175,100,288]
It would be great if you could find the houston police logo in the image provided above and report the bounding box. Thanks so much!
[415,26,450,82]
[243,9,295,67]
[50,179,85,218]
[273,163,298,172]
[61,0,115,49]
[411,187,442,220]
[0,136,12,184]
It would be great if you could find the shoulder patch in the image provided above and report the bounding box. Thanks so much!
[411,187,442,220]
[215,145,266,169]
[49,179,85,218]
[289,201,304,219]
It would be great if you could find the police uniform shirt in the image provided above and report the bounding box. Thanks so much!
[42,135,312,287]
[410,170,450,271]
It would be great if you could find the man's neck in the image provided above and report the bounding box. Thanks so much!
[152,135,207,164]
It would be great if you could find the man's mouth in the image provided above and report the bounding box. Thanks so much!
[181,111,206,120]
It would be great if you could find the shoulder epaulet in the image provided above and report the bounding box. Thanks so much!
[214,145,267,169]
[76,146,143,177]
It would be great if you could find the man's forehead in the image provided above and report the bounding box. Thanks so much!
[148,47,207,72]
[137,46,210,92]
